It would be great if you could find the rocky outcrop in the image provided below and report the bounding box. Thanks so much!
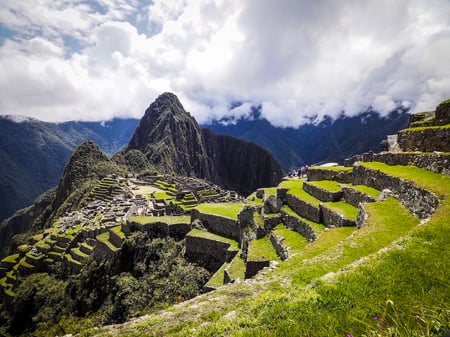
[263,195,282,214]
[126,93,284,195]
[352,165,440,218]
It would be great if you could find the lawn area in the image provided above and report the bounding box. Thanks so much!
[306,180,342,192]
[323,200,359,220]
[247,236,280,262]
[272,224,309,252]
[348,183,381,198]
[195,202,243,220]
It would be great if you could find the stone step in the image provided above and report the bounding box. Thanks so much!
[270,224,310,260]
[302,180,343,202]
[352,163,440,219]
[280,206,324,242]
[320,202,358,228]
[69,248,89,263]
[79,242,94,255]
[307,166,353,183]
[341,184,379,207]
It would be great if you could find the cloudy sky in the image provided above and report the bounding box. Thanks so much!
[0,0,449,126]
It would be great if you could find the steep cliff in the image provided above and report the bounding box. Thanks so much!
[126,93,284,194]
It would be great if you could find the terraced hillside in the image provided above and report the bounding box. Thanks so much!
[1,100,449,336]
[71,101,449,337]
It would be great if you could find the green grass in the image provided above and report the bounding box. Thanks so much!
[187,229,239,250]
[96,232,120,252]
[110,225,126,239]
[439,98,450,105]
[1,253,19,265]
[272,224,309,252]
[205,263,228,289]
[226,253,246,280]
[195,203,243,220]
[306,180,342,192]
[402,124,450,131]
[322,200,359,220]
[247,236,280,262]
[279,179,321,207]
[128,215,190,225]
[348,183,381,198]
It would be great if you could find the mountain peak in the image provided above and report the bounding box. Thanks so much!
[126,94,284,194]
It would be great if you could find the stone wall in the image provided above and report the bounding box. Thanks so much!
[435,102,450,125]
[342,186,376,207]
[285,194,321,223]
[303,182,343,202]
[245,260,270,279]
[281,210,317,242]
[344,152,450,176]
[185,234,238,264]
[270,232,289,260]
[397,127,450,152]
[307,168,352,183]
[352,165,440,218]
[320,204,356,227]
[191,209,242,241]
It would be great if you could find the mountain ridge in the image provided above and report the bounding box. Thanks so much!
[203,108,410,170]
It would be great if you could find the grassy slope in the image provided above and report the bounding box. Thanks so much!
[81,165,450,337]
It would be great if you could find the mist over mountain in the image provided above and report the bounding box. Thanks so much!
[203,107,410,170]
[0,116,138,222]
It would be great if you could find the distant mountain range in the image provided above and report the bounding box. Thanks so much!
[0,116,139,222]
[0,102,410,223]
[203,107,410,170]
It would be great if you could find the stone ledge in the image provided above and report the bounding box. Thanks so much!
[352,165,440,219]
[345,152,450,176]
[185,232,238,264]
[320,204,356,228]
[285,194,321,223]
[307,168,352,183]
[191,209,241,241]
[281,210,317,242]
[269,232,289,260]
[303,181,343,202]
[342,186,376,207]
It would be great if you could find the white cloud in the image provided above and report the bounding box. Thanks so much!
[0,0,449,126]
